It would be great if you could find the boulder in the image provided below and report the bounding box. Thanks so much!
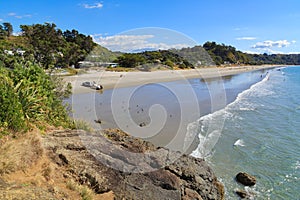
[235,189,248,199]
[236,172,256,186]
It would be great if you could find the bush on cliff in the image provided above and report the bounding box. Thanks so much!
[0,62,72,134]
[0,71,25,132]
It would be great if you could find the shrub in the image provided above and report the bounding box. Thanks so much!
[0,62,72,134]
[0,72,25,131]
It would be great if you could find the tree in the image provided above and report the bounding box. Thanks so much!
[20,23,97,68]
[20,23,66,69]
[62,29,96,66]
[3,22,13,37]
[0,24,6,39]
[63,29,95,54]
[117,54,146,68]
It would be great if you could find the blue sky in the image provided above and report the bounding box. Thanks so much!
[1,0,300,53]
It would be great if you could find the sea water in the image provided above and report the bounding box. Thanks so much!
[69,67,299,199]
[192,66,300,199]
[69,69,268,151]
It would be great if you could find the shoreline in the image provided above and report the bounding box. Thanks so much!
[67,66,276,154]
[63,65,279,94]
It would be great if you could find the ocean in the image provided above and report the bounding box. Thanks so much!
[191,66,300,199]
[69,66,300,199]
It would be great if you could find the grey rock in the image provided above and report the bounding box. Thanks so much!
[42,129,225,200]
[236,172,256,186]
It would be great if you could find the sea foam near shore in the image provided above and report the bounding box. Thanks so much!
[190,70,270,158]
[195,66,300,199]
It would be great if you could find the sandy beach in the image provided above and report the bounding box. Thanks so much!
[63,65,277,94]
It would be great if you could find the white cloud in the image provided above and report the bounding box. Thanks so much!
[248,48,284,55]
[234,27,248,31]
[243,50,261,54]
[15,14,32,19]
[292,40,297,44]
[288,51,300,54]
[263,49,284,54]
[93,34,190,52]
[0,19,3,22]
[13,32,22,36]
[7,12,32,19]
[236,37,257,41]
[252,40,291,49]
[8,12,16,16]
[7,12,17,17]
[246,49,300,55]
[82,2,103,9]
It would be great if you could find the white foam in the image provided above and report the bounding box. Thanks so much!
[234,74,273,103]
[190,71,273,158]
[189,110,228,158]
[244,186,259,200]
[239,107,254,111]
[234,139,245,147]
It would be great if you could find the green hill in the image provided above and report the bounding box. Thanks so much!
[171,45,215,67]
[203,41,300,66]
[84,45,121,63]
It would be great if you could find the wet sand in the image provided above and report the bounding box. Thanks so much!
[67,66,277,153]
[63,65,276,94]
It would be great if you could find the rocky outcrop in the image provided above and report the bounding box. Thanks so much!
[236,172,256,187]
[234,188,257,199]
[235,189,248,199]
[42,129,224,200]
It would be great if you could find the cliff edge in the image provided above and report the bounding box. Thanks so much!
[0,129,224,200]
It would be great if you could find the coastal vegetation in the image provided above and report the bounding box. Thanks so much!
[113,43,300,68]
[202,41,300,66]
[1,21,300,134]
[171,45,215,66]
[0,22,96,69]
[85,45,121,63]
[0,62,72,134]
[203,42,251,65]
[1,22,300,72]
[115,50,194,69]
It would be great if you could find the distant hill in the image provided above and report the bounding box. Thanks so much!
[202,41,300,66]
[109,42,300,70]
[84,45,122,63]
[171,46,215,66]
[115,50,194,69]
[203,42,251,65]
[248,53,300,65]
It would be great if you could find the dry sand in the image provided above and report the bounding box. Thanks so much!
[63,65,277,94]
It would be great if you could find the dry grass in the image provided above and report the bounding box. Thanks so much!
[66,180,115,200]
[105,67,137,72]
[67,180,94,200]
[0,129,115,200]
[73,120,94,132]
[0,130,43,175]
